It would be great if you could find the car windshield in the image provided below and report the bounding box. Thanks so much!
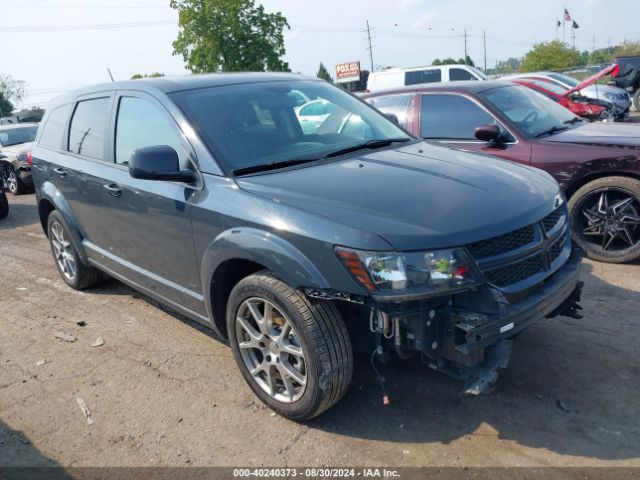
[0,126,37,147]
[468,66,489,80]
[547,72,580,88]
[479,85,577,137]
[171,80,411,173]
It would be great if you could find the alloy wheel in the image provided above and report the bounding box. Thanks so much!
[235,297,307,403]
[7,172,17,194]
[50,221,78,281]
[579,189,640,251]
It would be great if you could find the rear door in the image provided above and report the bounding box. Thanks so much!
[418,92,531,165]
[88,91,203,313]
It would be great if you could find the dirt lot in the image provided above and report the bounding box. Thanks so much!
[0,193,639,469]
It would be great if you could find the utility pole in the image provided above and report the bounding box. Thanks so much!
[366,20,374,73]
[464,29,468,64]
[483,30,487,72]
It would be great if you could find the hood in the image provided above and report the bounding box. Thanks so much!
[580,83,627,97]
[237,142,560,251]
[565,64,619,97]
[543,123,640,147]
[0,141,33,158]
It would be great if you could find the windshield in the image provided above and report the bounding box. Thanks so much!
[171,80,410,173]
[479,85,577,137]
[0,126,37,147]
[547,72,580,88]
[468,66,489,80]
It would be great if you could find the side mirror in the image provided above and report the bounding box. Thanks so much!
[129,145,195,183]
[474,124,502,142]
[383,112,400,125]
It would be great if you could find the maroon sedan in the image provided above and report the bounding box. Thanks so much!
[364,81,640,263]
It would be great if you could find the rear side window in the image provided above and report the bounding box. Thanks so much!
[367,94,412,128]
[115,97,183,166]
[405,69,441,86]
[420,94,494,139]
[449,68,476,81]
[68,98,111,160]
[39,104,71,149]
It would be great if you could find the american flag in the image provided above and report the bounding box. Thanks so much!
[563,8,571,21]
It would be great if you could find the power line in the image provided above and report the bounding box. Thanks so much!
[0,20,175,32]
[0,2,169,8]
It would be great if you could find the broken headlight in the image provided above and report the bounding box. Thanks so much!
[335,246,481,294]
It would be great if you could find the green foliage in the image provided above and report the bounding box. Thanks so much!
[131,72,166,79]
[170,0,290,73]
[613,40,640,58]
[0,91,13,117]
[431,59,441,66]
[316,62,333,83]
[520,40,582,72]
[431,57,474,67]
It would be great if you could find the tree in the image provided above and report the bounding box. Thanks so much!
[614,40,640,58]
[316,62,333,83]
[170,0,290,73]
[0,73,26,115]
[131,72,165,79]
[431,59,442,66]
[0,91,12,117]
[520,40,582,72]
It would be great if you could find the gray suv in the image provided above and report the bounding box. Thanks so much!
[32,73,583,420]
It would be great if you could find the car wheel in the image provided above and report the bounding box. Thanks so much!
[0,190,8,219]
[7,170,25,195]
[633,89,640,112]
[568,176,640,263]
[227,271,353,421]
[47,211,103,289]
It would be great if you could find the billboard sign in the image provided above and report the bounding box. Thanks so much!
[336,61,361,83]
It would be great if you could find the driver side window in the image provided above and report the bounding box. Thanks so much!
[420,94,496,140]
[115,97,184,166]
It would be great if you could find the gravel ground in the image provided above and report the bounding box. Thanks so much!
[0,193,639,469]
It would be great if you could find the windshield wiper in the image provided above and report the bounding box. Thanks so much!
[324,138,412,158]
[564,117,584,125]
[534,125,570,138]
[233,157,321,176]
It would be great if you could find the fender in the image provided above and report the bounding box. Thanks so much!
[37,180,89,263]
[200,227,331,322]
[562,154,640,196]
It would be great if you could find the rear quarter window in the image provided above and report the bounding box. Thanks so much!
[38,104,72,150]
[68,97,111,160]
[367,94,413,128]
[405,69,441,86]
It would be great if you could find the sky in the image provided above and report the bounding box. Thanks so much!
[2,0,639,109]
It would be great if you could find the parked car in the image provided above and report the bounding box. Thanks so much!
[294,98,337,134]
[364,81,640,263]
[0,123,38,195]
[32,73,583,420]
[509,69,631,120]
[366,64,487,92]
[512,77,614,121]
[612,56,640,111]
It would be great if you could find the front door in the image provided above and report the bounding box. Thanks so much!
[89,92,203,314]
[418,93,531,166]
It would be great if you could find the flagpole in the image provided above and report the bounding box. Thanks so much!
[562,6,566,44]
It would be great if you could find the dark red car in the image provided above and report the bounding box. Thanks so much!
[512,77,610,121]
[364,81,640,263]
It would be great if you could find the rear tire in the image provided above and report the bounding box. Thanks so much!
[227,271,353,421]
[568,176,640,263]
[47,211,103,289]
[633,89,640,112]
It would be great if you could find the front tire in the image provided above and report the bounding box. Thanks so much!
[568,176,640,263]
[7,170,25,195]
[633,89,640,112]
[47,211,103,289]
[227,271,353,421]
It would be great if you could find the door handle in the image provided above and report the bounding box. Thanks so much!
[53,167,67,178]
[102,183,122,198]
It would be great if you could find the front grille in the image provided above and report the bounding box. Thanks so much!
[542,207,564,233]
[484,255,544,287]
[549,232,567,264]
[467,225,535,259]
[467,204,570,290]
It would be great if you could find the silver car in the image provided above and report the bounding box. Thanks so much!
[515,71,631,120]
[0,123,37,195]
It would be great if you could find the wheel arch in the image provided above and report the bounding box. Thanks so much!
[564,170,640,200]
[200,227,331,339]
[37,181,89,263]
